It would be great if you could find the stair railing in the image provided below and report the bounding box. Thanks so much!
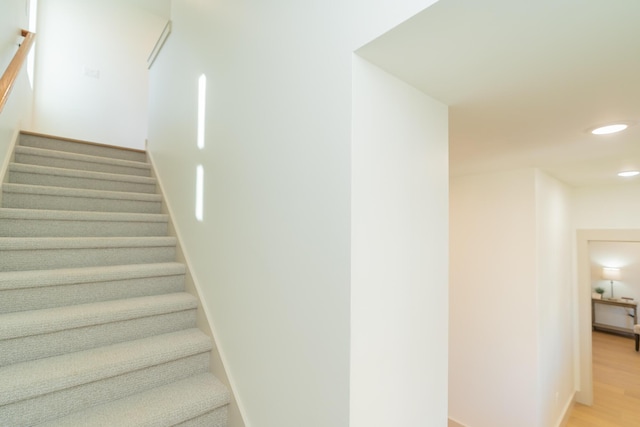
[0,29,36,113]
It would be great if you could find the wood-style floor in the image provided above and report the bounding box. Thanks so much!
[566,331,640,427]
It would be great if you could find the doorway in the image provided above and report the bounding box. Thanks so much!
[576,229,640,405]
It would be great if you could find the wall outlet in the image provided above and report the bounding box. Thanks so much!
[83,66,100,79]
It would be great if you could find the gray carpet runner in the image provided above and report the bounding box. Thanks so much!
[0,133,229,426]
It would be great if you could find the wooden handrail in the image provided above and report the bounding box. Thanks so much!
[0,29,36,113]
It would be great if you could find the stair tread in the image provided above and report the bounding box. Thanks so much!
[10,163,157,184]
[0,207,168,222]
[2,182,162,201]
[39,373,230,427]
[19,133,147,162]
[0,328,212,406]
[0,292,197,340]
[0,262,185,290]
[15,145,151,169]
[0,236,176,250]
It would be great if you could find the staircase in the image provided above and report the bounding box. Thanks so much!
[0,133,230,426]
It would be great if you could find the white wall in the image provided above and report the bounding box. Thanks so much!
[0,0,28,72]
[450,169,539,427]
[574,181,640,230]
[535,170,573,427]
[147,1,352,426]
[350,57,448,426]
[450,169,574,427]
[32,0,166,149]
[0,0,33,172]
[147,1,453,426]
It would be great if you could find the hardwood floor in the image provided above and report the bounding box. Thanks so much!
[567,331,640,427]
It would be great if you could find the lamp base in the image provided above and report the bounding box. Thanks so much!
[610,280,614,299]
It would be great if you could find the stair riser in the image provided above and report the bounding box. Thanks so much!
[19,135,146,162]
[2,192,162,213]
[0,218,168,237]
[15,152,151,177]
[0,246,176,272]
[0,353,210,426]
[9,170,157,194]
[0,309,197,366]
[175,407,228,427]
[0,274,185,313]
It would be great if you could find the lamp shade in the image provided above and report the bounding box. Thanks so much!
[602,267,621,281]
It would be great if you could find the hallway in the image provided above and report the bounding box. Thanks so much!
[567,332,640,426]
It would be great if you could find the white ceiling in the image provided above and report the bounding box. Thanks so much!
[357,0,640,187]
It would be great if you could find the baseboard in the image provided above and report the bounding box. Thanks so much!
[448,417,468,427]
[147,150,248,427]
[0,127,21,206]
[0,127,19,181]
[446,393,575,427]
[557,392,576,427]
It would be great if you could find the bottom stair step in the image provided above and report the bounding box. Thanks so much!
[0,329,213,426]
[40,373,230,427]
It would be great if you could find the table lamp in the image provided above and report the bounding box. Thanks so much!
[602,267,621,299]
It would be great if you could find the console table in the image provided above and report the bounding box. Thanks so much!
[592,298,638,336]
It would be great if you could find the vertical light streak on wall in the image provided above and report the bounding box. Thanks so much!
[195,74,206,221]
[197,74,207,149]
[196,164,204,222]
[28,0,38,30]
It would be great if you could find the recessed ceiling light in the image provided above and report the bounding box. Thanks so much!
[592,124,629,135]
[618,171,640,177]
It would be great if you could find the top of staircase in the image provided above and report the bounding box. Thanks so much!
[19,132,147,163]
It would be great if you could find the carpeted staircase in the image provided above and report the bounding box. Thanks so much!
[0,132,230,426]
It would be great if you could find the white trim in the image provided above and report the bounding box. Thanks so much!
[1,128,21,183]
[576,229,640,406]
[147,20,172,69]
[448,417,468,427]
[556,391,576,427]
[0,127,20,207]
[147,150,250,427]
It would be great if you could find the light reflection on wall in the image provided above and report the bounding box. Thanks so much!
[195,73,206,222]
